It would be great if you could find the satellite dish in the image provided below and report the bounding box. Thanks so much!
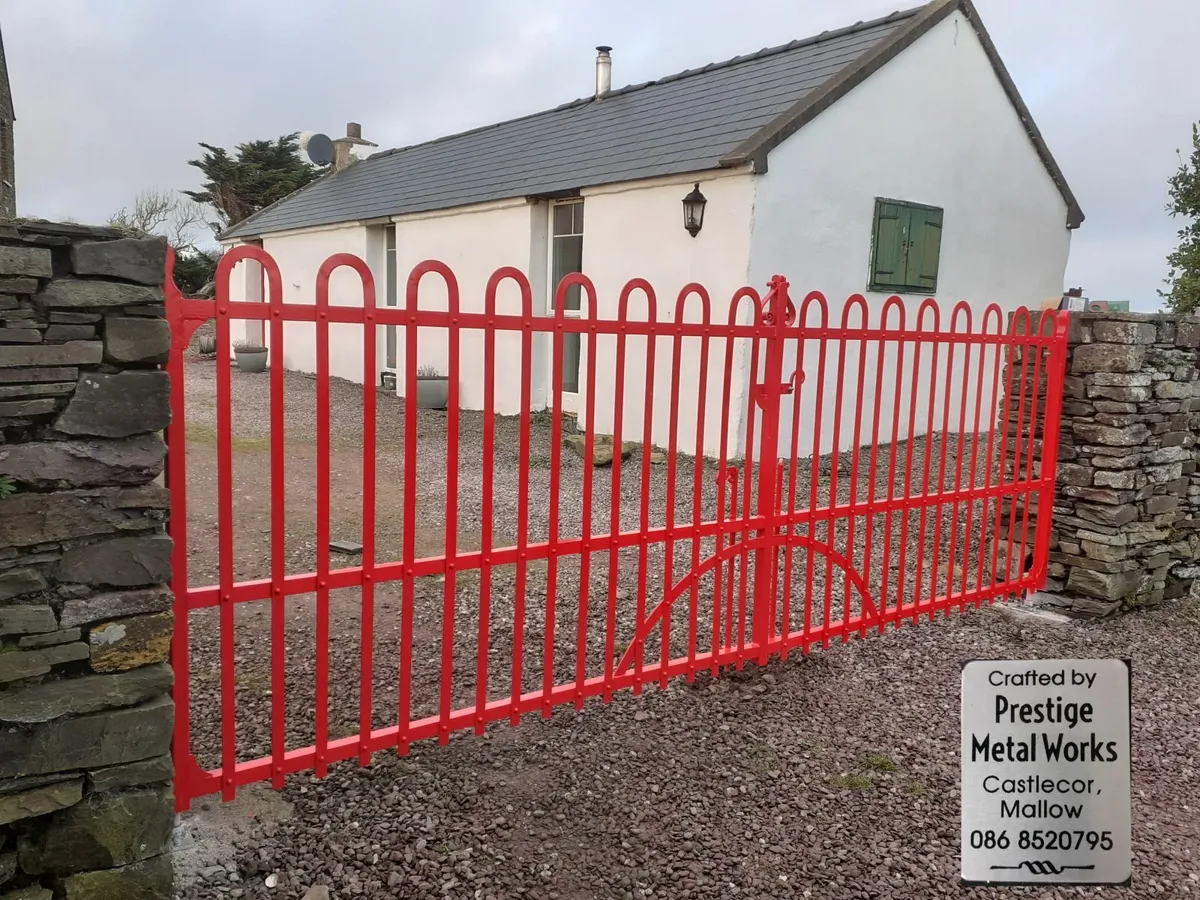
[304,133,334,166]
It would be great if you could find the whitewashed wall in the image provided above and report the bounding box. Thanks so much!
[747,9,1073,459]
[578,171,756,458]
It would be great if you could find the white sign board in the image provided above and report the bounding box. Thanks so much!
[961,659,1131,885]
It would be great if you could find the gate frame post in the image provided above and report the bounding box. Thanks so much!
[751,275,792,657]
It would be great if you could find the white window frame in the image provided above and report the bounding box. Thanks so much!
[548,198,584,410]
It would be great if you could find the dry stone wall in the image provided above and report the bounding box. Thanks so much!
[1039,310,1200,618]
[0,221,173,899]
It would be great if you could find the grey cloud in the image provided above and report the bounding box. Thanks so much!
[3,0,1196,310]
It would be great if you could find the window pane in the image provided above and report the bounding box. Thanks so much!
[553,203,574,236]
[572,202,584,233]
[561,332,580,393]
[385,235,397,369]
[552,235,583,311]
[385,225,396,250]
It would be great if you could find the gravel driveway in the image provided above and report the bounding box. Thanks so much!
[173,357,1199,899]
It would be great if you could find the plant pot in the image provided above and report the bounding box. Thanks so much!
[234,348,268,374]
[415,376,449,410]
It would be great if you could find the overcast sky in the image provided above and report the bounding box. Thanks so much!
[3,0,1196,310]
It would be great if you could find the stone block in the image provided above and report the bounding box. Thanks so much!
[0,664,172,724]
[17,786,173,876]
[1093,470,1139,489]
[1090,373,1153,386]
[1176,320,1200,348]
[0,328,42,344]
[1160,431,1192,447]
[54,372,169,438]
[59,588,172,629]
[1071,343,1146,374]
[0,489,167,547]
[0,885,52,900]
[42,324,94,342]
[87,755,172,793]
[1071,422,1150,447]
[0,643,89,683]
[1144,495,1179,515]
[0,399,56,418]
[1087,384,1151,402]
[0,247,52,279]
[1066,566,1138,601]
[1147,446,1190,464]
[1146,463,1184,484]
[1056,462,1093,487]
[0,851,14,885]
[49,311,101,324]
[1063,375,1086,399]
[1091,451,1146,469]
[34,280,163,309]
[1074,502,1138,527]
[1093,400,1137,414]
[0,342,101,368]
[0,696,172,779]
[103,317,170,364]
[70,238,167,286]
[0,277,39,294]
[1063,597,1123,618]
[0,606,56,636]
[1061,486,1133,505]
[0,435,167,489]
[1094,413,1146,428]
[0,778,82,826]
[88,612,172,673]
[1081,539,1129,563]
[1155,380,1200,400]
[56,535,172,587]
[0,366,76,384]
[0,569,48,602]
[60,852,173,900]
[0,382,75,400]
[1091,320,1157,344]
[1061,400,1093,417]
[17,628,81,649]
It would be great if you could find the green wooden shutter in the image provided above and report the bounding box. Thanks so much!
[870,200,909,290]
[904,206,943,293]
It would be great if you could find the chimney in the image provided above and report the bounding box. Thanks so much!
[595,46,612,97]
[331,122,377,173]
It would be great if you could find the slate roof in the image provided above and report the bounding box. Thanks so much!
[223,0,1081,240]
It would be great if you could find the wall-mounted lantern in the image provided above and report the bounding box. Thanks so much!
[682,182,707,237]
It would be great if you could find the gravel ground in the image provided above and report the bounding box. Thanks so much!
[173,358,1198,899]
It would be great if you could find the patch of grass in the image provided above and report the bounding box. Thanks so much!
[860,753,898,772]
[527,454,552,468]
[185,422,270,451]
[0,475,16,499]
[828,773,873,791]
[744,741,781,775]
[903,780,928,796]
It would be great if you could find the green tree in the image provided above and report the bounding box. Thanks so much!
[1163,124,1200,313]
[185,134,324,232]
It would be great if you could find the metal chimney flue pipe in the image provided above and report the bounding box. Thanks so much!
[595,45,612,97]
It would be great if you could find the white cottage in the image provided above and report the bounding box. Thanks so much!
[220,0,1080,458]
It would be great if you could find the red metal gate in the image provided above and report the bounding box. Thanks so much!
[166,248,1068,810]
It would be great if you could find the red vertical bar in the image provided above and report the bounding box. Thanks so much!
[752,277,788,662]
[780,326,805,656]
[988,326,1021,596]
[604,296,628,701]
[842,297,868,641]
[266,255,287,785]
[437,272,462,744]
[663,294,687,686]
[876,298,906,633]
[314,263,331,780]
[1030,312,1069,585]
[972,310,1005,601]
[574,279,598,708]
[683,287,711,680]
[511,289,533,723]
[824,299,850,644]
[1004,314,1034,592]
[165,249,196,811]
[912,302,942,623]
[479,270,531,732]
[359,264,376,766]
[545,282,567,716]
[728,477,740,655]
[862,300,889,637]
[804,294,829,651]
[215,261,237,802]
[1014,321,1047,591]
[634,283,658,692]
[738,303,762,667]
[928,307,964,612]
[896,309,931,624]
[956,309,988,601]
[398,266,422,753]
